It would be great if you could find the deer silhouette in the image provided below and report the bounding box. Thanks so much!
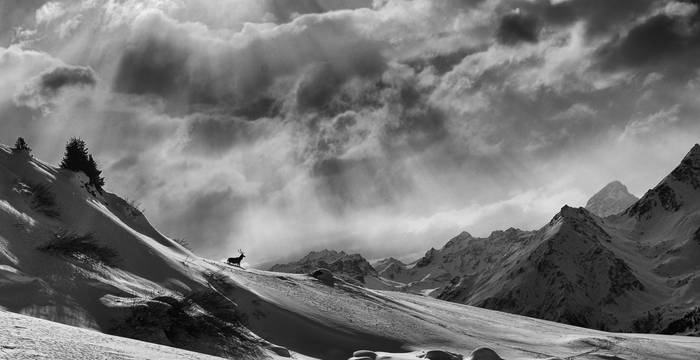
[227,250,245,267]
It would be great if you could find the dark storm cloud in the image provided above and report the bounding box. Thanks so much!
[296,63,346,112]
[405,47,484,75]
[186,114,266,154]
[380,76,449,153]
[597,10,700,75]
[112,10,387,115]
[14,65,97,110]
[114,37,189,99]
[264,0,373,23]
[0,0,46,45]
[496,13,539,45]
[39,66,96,92]
[505,0,655,37]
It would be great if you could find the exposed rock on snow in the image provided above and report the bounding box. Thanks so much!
[585,181,638,217]
[310,268,335,286]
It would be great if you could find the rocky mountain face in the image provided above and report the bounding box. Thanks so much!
[437,206,647,330]
[432,144,700,332]
[585,181,638,217]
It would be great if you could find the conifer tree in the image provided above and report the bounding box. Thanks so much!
[60,138,89,172]
[12,137,31,153]
[60,138,105,192]
[86,154,105,189]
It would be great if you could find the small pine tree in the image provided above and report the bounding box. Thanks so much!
[12,137,31,153]
[86,155,105,189]
[60,138,105,192]
[60,138,90,172]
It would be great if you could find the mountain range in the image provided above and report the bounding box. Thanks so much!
[271,145,700,334]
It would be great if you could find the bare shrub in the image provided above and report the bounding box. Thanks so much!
[174,238,193,251]
[123,197,145,216]
[38,230,118,266]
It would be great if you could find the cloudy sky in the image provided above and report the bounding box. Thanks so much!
[1,0,700,264]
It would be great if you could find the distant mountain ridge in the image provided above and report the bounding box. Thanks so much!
[585,180,638,217]
[269,249,380,285]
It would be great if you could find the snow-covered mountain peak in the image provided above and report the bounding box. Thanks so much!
[585,181,638,217]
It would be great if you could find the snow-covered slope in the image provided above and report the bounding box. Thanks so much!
[0,145,278,359]
[0,309,225,360]
[586,180,638,217]
[2,143,700,360]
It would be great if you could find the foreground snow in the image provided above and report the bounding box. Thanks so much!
[0,310,224,360]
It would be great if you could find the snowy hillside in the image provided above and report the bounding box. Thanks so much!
[0,145,281,359]
[2,143,700,360]
[0,310,224,360]
[586,181,638,217]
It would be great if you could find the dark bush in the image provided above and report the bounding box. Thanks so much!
[28,182,59,218]
[38,230,118,265]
